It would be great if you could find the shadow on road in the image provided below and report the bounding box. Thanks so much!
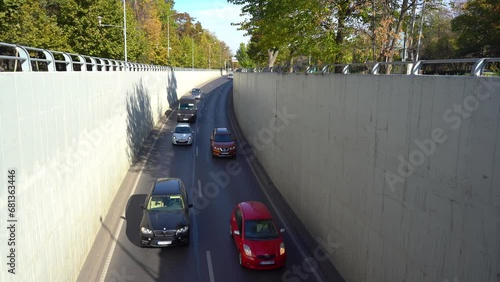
[125,194,148,247]
[98,215,157,281]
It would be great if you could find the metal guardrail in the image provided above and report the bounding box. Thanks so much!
[239,58,500,76]
[0,42,217,72]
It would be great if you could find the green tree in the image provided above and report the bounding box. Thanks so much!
[419,6,458,59]
[451,0,500,57]
[0,0,69,50]
[228,0,324,67]
[235,43,255,68]
[0,0,230,67]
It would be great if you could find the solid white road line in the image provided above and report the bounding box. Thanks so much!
[99,118,169,282]
[196,146,199,157]
[198,180,202,198]
[197,126,200,133]
[206,251,216,282]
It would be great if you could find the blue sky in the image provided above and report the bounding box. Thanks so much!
[173,0,249,54]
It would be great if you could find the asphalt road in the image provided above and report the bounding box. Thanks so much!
[77,76,344,282]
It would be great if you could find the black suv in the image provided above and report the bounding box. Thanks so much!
[140,178,192,247]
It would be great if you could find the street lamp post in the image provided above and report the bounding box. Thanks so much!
[167,13,182,60]
[220,46,225,70]
[123,0,127,63]
[191,32,202,70]
[208,41,218,70]
[97,0,127,63]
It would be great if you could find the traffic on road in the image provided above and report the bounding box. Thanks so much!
[77,76,344,282]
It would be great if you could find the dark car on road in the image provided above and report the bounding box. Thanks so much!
[210,127,237,157]
[140,178,192,247]
[177,97,197,123]
[230,201,286,269]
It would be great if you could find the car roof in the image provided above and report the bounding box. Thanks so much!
[175,123,191,128]
[215,127,231,134]
[152,178,182,195]
[239,201,273,220]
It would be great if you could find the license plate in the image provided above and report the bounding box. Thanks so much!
[158,241,172,246]
[260,261,275,265]
[221,152,228,154]
[183,118,189,121]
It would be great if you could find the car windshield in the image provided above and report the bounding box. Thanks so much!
[192,89,200,93]
[179,103,195,110]
[175,126,191,134]
[214,134,233,142]
[147,195,185,211]
[244,219,278,239]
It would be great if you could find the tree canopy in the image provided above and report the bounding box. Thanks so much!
[228,0,499,68]
[451,0,500,57]
[0,0,232,68]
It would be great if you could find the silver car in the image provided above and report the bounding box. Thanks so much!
[172,123,194,145]
[191,88,203,99]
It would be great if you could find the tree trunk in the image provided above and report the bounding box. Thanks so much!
[385,0,409,73]
[335,13,346,64]
[268,48,279,67]
[407,0,418,61]
[386,0,408,65]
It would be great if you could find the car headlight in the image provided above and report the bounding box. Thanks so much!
[243,244,252,257]
[280,242,285,256]
[141,227,153,235]
[212,146,218,150]
[176,226,189,234]
[188,136,192,140]
[229,146,236,150]
[173,136,177,139]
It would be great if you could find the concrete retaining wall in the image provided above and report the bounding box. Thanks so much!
[0,70,220,282]
[233,73,500,282]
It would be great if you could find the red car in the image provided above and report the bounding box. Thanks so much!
[210,128,237,157]
[229,201,286,269]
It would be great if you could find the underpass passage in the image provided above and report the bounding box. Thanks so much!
[77,77,345,282]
